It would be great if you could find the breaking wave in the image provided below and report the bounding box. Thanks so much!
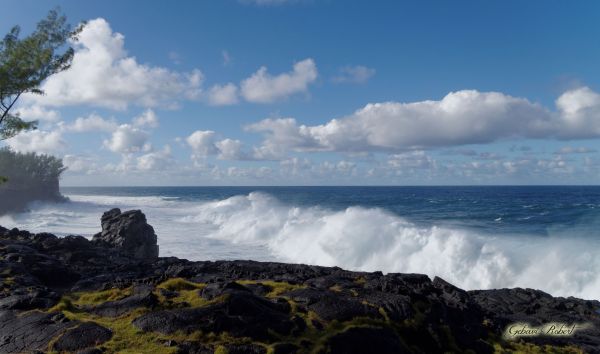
[2,191,599,299]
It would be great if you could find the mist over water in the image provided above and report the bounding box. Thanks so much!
[1,186,599,299]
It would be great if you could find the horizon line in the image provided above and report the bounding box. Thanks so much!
[60,184,600,188]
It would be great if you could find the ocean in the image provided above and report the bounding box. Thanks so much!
[1,186,599,299]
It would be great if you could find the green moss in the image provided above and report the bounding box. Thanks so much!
[157,278,206,292]
[52,305,178,354]
[354,276,367,286]
[154,278,221,308]
[329,284,343,293]
[237,280,306,298]
[46,278,589,354]
[44,279,240,353]
[47,297,74,313]
[214,345,228,354]
[378,307,390,323]
[74,287,133,306]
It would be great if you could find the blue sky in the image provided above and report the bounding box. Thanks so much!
[2,0,600,185]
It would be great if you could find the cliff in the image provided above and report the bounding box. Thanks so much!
[0,210,599,354]
[0,148,66,215]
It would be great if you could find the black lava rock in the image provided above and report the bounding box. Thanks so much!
[1,214,599,353]
[92,208,159,259]
[52,322,112,351]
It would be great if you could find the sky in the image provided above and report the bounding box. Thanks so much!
[2,0,600,186]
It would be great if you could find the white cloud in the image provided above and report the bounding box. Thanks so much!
[136,145,174,171]
[221,166,273,179]
[13,105,60,122]
[68,113,118,133]
[555,87,600,138]
[186,130,252,161]
[280,157,312,175]
[25,18,203,110]
[132,109,159,128]
[317,160,357,176]
[554,146,597,154]
[62,154,99,174]
[6,130,66,154]
[333,65,376,84]
[279,157,357,179]
[207,83,239,106]
[186,130,218,159]
[103,124,150,153]
[215,139,247,160]
[248,88,600,155]
[388,151,436,170]
[246,117,319,159]
[240,58,317,103]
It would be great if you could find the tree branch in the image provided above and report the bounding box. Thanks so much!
[0,92,22,125]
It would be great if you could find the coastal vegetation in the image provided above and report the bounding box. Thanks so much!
[0,147,66,214]
[0,9,81,184]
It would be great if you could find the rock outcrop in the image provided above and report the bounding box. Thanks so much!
[92,208,159,259]
[0,212,599,353]
[0,148,67,215]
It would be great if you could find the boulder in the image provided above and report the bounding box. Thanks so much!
[92,208,159,259]
[52,322,112,351]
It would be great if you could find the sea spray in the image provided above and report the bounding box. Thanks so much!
[2,189,600,299]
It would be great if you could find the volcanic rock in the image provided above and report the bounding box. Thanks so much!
[92,208,159,259]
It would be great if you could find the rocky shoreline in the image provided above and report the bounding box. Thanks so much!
[1,209,599,354]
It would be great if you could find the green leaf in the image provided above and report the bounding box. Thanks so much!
[0,115,37,140]
[1,8,78,140]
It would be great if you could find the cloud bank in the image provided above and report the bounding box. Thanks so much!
[248,88,600,156]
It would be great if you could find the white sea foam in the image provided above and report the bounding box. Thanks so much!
[2,192,599,299]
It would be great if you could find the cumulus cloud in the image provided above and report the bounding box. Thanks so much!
[136,145,174,171]
[246,117,319,159]
[278,157,357,180]
[62,154,99,174]
[207,83,239,106]
[555,87,600,138]
[67,113,118,133]
[332,65,376,84]
[6,130,66,154]
[248,88,600,156]
[240,58,317,103]
[387,151,436,170]
[13,105,60,122]
[24,18,203,110]
[103,124,150,153]
[215,139,247,160]
[132,109,159,128]
[186,130,251,161]
[186,130,218,159]
[280,157,312,175]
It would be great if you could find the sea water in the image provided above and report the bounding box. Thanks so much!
[1,186,599,299]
